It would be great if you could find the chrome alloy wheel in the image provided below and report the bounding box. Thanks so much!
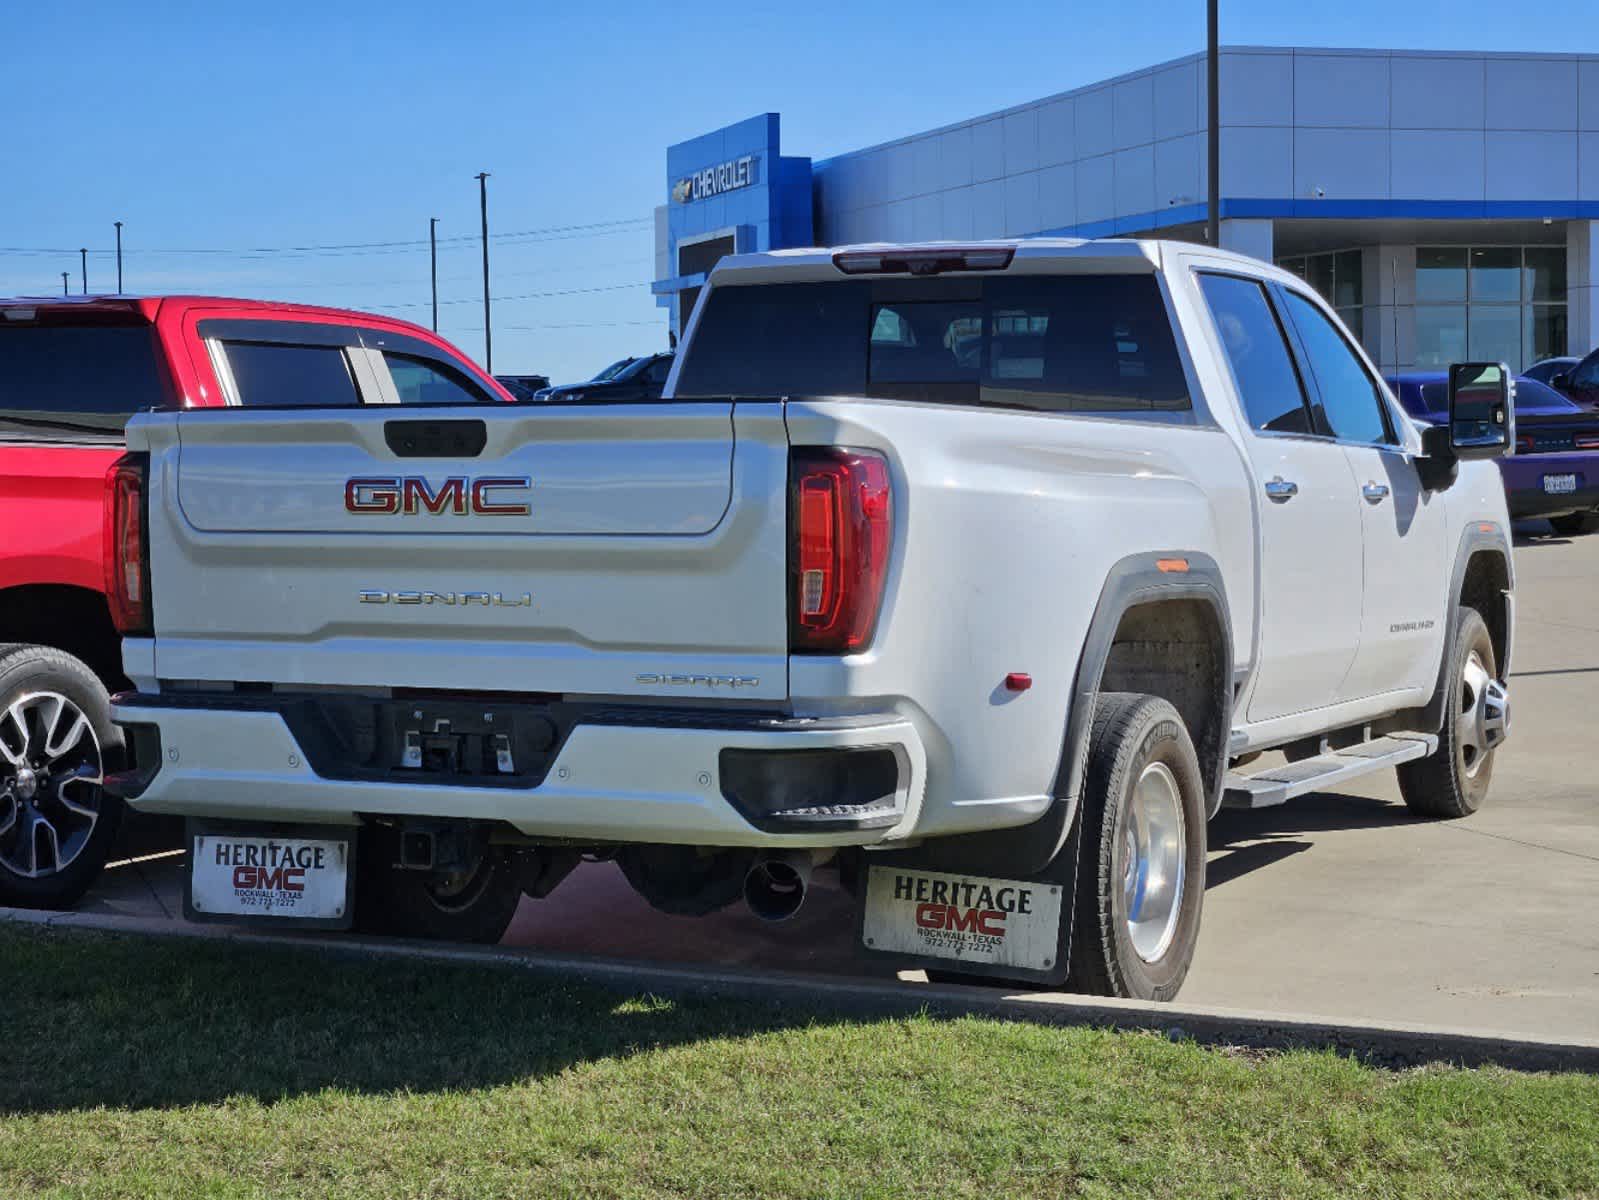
[1457,651,1510,779]
[0,692,105,879]
[1121,760,1187,963]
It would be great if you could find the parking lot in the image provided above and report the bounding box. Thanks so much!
[79,523,1599,1040]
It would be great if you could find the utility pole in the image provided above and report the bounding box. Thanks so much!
[429,217,439,332]
[61,272,69,296]
[1206,0,1220,247]
[79,248,88,295]
[114,221,124,293]
[475,173,492,372]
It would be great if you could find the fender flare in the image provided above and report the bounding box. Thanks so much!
[912,551,1233,879]
[1421,521,1513,733]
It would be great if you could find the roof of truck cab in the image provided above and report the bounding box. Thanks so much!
[0,293,438,338]
[704,238,1294,286]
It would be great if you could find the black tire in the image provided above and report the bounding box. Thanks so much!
[0,644,124,910]
[355,827,524,944]
[1398,607,1502,819]
[1549,512,1596,537]
[1066,692,1206,1002]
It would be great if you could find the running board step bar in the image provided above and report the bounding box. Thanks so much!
[1222,733,1438,810]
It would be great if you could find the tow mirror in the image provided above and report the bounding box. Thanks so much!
[1447,362,1514,460]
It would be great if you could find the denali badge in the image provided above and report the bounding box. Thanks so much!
[360,590,532,607]
[636,673,761,689]
[345,475,532,516]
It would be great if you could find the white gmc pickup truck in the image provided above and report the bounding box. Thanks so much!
[104,240,1515,1001]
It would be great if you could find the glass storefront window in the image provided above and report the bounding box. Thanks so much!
[1526,304,1568,365]
[1306,255,1335,302]
[1524,247,1566,303]
[1415,245,1567,371]
[1416,305,1469,368]
[1416,248,1468,302]
[1332,250,1362,309]
[1468,305,1521,368]
[1469,248,1521,303]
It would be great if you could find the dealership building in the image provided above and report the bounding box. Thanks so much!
[653,46,1599,373]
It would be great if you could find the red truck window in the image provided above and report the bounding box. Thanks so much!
[0,325,168,436]
[383,353,493,405]
[222,342,360,408]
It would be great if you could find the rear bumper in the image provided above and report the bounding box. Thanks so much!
[1498,454,1599,518]
[107,694,928,849]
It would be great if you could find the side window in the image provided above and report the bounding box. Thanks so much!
[223,342,359,407]
[1281,291,1393,445]
[1571,352,1599,389]
[383,352,492,405]
[1197,274,1314,434]
[645,357,673,386]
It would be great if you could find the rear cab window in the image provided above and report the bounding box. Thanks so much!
[0,318,170,439]
[676,274,1191,417]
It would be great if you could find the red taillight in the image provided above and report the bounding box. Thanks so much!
[789,448,893,654]
[104,453,151,636]
[1577,433,1599,450]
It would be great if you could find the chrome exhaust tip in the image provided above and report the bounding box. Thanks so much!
[743,851,814,922]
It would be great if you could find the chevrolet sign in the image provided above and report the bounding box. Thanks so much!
[673,155,758,204]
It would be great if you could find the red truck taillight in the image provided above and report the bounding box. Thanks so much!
[104,453,151,637]
[789,448,893,654]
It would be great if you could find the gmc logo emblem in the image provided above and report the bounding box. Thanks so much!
[915,903,1007,937]
[345,476,532,516]
[233,865,306,893]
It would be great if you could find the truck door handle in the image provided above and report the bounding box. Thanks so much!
[1362,482,1390,503]
[1264,477,1299,502]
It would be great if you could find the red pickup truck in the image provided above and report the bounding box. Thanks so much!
[0,295,511,908]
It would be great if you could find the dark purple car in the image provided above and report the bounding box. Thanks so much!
[1545,350,1599,410]
[1389,372,1599,534]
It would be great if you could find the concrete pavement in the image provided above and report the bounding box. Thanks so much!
[73,523,1599,1040]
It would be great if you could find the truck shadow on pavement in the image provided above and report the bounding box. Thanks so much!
[1205,793,1422,890]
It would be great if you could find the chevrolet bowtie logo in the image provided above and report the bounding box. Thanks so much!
[672,178,693,204]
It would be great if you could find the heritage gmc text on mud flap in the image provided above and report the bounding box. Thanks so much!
[105,238,1516,999]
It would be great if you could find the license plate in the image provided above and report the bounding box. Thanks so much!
[1544,473,1578,494]
[189,833,350,921]
[861,865,1063,972]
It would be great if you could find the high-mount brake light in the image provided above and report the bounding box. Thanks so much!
[832,246,1016,276]
[789,448,893,654]
[104,453,151,636]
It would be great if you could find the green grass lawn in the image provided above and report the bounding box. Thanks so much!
[2,926,1596,1199]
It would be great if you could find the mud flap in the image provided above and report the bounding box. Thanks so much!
[855,817,1081,987]
[184,818,357,931]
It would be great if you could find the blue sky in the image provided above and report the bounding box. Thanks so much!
[5,0,1597,382]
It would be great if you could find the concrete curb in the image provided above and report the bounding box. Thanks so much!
[7,906,1597,1073]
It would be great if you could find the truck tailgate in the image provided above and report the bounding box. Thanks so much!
[133,402,791,700]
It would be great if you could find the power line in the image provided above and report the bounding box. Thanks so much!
[444,319,665,332]
[0,217,650,259]
[373,281,645,311]
[52,256,653,295]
